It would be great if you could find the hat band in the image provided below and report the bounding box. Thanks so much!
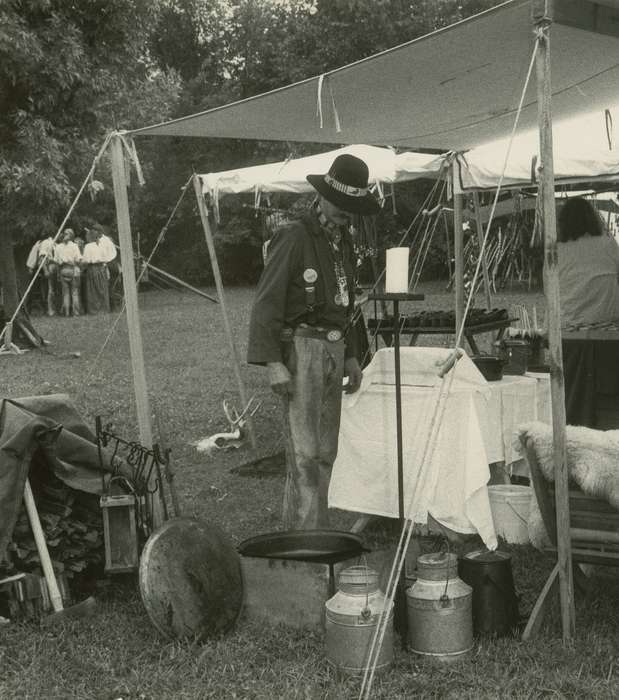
[324,173,368,198]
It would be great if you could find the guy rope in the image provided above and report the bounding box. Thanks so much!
[358,30,541,699]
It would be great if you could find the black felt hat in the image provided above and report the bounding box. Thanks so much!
[307,154,380,216]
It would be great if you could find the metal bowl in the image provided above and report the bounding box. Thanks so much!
[238,529,368,565]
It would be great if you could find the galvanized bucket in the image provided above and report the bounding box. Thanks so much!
[406,552,473,663]
[325,565,393,676]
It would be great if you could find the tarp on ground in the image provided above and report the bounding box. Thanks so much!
[128,0,619,152]
[0,394,129,560]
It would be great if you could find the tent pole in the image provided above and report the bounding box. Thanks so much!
[534,6,575,640]
[110,134,163,528]
[139,258,218,303]
[192,175,258,450]
[472,192,493,310]
[452,166,465,339]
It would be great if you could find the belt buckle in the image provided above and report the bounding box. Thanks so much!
[326,329,342,342]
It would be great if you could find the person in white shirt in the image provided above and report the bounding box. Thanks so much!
[29,234,59,316]
[82,229,110,313]
[55,228,83,316]
[96,229,122,310]
[97,232,117,263]
[558,197,619,329]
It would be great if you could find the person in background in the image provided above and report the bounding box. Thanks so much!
[82,229,110,314]
[55,228,83,316]
[558,196,619,427]
[30,233,58,316]
[96,227,121,310]
[247,154,378,529]
[558,196,619,329]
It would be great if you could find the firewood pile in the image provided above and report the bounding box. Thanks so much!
[3,453,104,583]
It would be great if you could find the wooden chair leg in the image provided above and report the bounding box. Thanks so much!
[522,563,559,641]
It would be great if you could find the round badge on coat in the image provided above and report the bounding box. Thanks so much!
[303,268,318,283]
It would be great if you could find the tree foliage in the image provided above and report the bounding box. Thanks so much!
[133,0,500,284]
[0,0,179,311]
[1,0,503,309]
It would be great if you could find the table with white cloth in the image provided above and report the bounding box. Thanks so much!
[478,371,551,468]
[328,348,550,550]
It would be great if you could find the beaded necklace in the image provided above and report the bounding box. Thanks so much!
[315,202,349,307]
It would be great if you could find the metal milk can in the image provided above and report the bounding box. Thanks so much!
[325,565,393,676]
[406,552,473,663]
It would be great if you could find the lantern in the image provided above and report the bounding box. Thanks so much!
[100,478,139,574]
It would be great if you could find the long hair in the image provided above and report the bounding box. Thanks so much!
[558,197,603,242]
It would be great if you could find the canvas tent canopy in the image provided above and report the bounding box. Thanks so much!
[455,107,619,191]
[129,0,619,153]
[199,145,447,219]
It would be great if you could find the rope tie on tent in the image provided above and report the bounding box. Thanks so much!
[359,32,541,700]
[373,181,385,207]
[605,109,613,151]
[254,185,262,212]
[0,132,114,346]
[316,74,342,132]
[212,182,221,224]
[119,133,146,186]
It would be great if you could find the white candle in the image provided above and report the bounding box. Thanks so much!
[385,247,410,293]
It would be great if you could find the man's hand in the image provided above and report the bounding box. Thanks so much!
[344,357,363,394]
[267,361,292,396]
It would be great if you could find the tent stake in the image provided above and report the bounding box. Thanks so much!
[110,134,163,528]
[534,11,575,641]
[192,175,258,450]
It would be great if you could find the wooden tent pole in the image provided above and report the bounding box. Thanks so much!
[452,166,465,339]
[192,175,258,450]
[110,134,163,528]
[534,8,575,640]
[110,135,153,448]
[472,192,493,310]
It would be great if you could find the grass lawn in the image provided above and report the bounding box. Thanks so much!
[1,282,617,699]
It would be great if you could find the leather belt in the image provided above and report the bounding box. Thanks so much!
[293,324,343,342]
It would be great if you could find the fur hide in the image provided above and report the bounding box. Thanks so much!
[515,421,619,548]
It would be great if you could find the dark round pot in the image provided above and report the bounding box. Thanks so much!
[471,355,504,381]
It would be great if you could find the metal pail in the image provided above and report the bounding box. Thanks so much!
[458,549,519,636]
[325,565,393,676]
[406,552,473,663]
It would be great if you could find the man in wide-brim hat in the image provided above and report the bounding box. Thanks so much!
[247,154,380,529]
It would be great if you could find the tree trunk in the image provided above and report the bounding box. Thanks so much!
[0,227,20,316]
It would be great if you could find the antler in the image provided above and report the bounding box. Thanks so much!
[223,395,261,430]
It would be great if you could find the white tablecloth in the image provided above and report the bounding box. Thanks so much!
[329,347,498,550]
[477,372,551,465]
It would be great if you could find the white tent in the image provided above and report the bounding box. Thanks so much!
[456,106,619,190]
[199,145,446,207]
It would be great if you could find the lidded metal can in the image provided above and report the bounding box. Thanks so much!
[325,565,393,676]
[406,552,473,663]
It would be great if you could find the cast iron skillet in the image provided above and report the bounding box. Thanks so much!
[238,530,368,565]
